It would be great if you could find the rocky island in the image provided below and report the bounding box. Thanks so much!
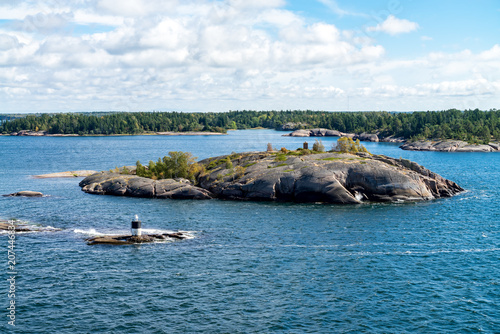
[86,232,188,245]
[79,149,463,204]
[283,128,383,142]
[400,140,500,152]
[0,219,61,232]
[284,128,500,151]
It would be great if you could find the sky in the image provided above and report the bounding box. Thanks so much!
[0,0,499,113]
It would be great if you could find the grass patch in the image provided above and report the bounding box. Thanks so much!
[283,169,294,172]
[244,162,257,168]
[268,163,288,169]
[207,159,225,170]
[319,157,343,161]
[274,154,287,162]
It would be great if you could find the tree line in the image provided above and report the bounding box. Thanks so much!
[1,109,499,143]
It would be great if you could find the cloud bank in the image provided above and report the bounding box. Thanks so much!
[0,0,498,112]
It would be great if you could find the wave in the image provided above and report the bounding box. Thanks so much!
[73,228,197,240]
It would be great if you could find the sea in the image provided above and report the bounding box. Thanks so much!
[0,130,499,333]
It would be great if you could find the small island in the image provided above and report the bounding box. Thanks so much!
[79,141,464,204]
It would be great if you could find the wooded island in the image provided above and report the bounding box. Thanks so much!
[1,109,499,144]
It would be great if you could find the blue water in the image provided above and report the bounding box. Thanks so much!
[1,130,499,333]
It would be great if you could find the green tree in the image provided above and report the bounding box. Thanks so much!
[312,139,325,152]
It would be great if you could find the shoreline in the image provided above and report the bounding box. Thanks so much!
[400,140,500,152]
[2,130,227,137]
[3,129,499,152]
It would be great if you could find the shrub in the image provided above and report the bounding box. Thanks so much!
[333,137,370,154]
[234,166,246,178]
[136,151,202,182]
[225,157,233,169]
[312,139,325,152]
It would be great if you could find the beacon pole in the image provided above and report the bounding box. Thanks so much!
[131,215,142,236]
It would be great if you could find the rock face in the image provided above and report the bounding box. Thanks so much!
[284,128,379,142]
[277,122,310,131]
[86,232,187,245]
[79,173,213,199]
[11,130,47,136]
[379,135,405,143]
[79,151,464,204]
[400,140,500,152]
[3,191,44,197]
[196,151,463,203]
[353,132,379,142]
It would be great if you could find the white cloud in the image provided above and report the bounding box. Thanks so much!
[0,1,498,112]
[96,0,178,17]
[478,44,500,60]
[367,15,419,36]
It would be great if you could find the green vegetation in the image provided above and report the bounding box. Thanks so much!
[268,163,288,168]
[1,109,499,143]
[312,139,325,152]
[225,157,233,170]
[334,137,370,154]
[136,151,203,182]
[274,153,287,161]
[320,157,343,161]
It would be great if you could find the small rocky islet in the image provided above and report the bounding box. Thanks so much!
[0,219,61,233]
[86,232,188,245]
[79,150,464,204]
[284,127,500,151]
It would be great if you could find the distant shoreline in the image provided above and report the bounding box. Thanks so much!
[2,130,227,137]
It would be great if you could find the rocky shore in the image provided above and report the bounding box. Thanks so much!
[79,150,464,204]
[400,140,500,152]
[283,128,387,142]
[80,173,213,199]
[155,131,226,136]
[86,232,188,245]
[2,191,44,197]
[5,130,226,137]
[284,128,499,151]
[33,170,98,178]
[0,219,61,232]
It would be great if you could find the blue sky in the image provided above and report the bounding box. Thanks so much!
[0,0,499,113]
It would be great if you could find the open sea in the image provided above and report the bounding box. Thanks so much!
[0,130,499,333]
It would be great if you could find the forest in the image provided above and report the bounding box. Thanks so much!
[1,109,499,143]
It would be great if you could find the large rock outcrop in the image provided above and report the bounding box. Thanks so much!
[79,151,464,204]
[196,152,463,203]
[400,140,500,152]
[277,122,310,131]
[79,173,213,199]
[284,128,379,142]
